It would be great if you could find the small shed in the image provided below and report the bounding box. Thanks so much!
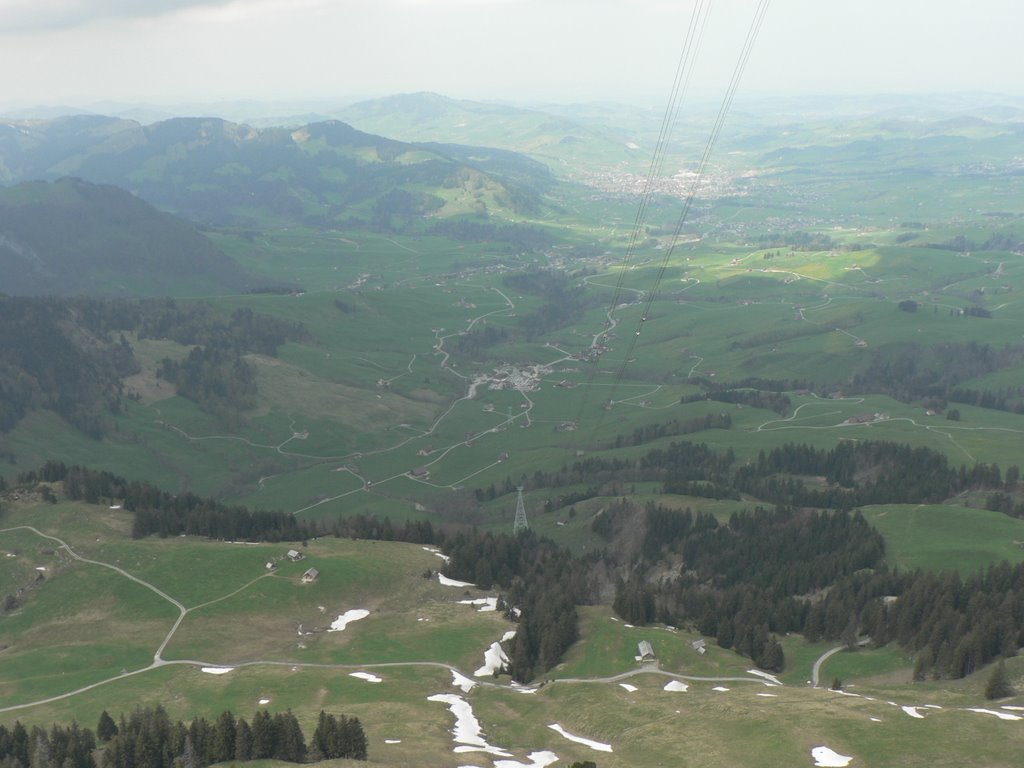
[287,549,304,562]
[692,639,707,655]
[301,567,319,584]
[638,640,656,662]
[265,561,276,571]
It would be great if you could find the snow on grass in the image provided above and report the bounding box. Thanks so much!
[1002,705,1024,711]
[459,597,498,612]
[965,708,1023,721]
[422,546,451,564]
[811,746,853,767]
[428,694,511,757]
[494,752,559,768]
[663,681,688,692]
[439,573,475,588]
[201,667,233,675]
[901,706,925,719]
[258,698,271,705]
[746,669,783,686]
[869,717,881,722]
[756,693,778,698]
[350,671,382,683]
[620,683,638,692]
[712,686,730,692]
[327,608,369,632]
[452,670,476,693]
[547,724,612,753]
[384,739,401,744]
[474,639,511,677]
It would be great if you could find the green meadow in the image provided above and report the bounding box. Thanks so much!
[4,497,1024,768]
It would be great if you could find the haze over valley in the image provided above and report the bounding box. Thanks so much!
[2,2,1024,767]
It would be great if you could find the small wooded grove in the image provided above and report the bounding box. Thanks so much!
[0,707,367,768]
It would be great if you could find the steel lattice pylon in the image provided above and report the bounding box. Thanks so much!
[513,485,529,534]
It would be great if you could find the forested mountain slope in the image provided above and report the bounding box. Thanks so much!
[0,178,253,296]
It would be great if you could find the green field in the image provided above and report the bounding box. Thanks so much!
[4,498,1024,768]
[864,504,1024,574]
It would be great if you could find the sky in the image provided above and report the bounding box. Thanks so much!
[0,0,1021,112]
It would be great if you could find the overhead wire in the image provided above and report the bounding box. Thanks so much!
[579,0,771,450]
[565,0,711,441]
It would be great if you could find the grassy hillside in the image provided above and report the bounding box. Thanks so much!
[3,496,1024,768]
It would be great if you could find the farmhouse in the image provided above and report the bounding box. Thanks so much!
[692,639,707,655]
[301,568,319,583]
[409,467,430,479]
[638,640,656,662]
[287,549,304,562]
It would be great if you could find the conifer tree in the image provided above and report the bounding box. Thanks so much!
[96,714,117,744]
[985,659,1015,700]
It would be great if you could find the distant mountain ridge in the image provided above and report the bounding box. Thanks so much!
[0,113,550,229]
[0,177,254,296]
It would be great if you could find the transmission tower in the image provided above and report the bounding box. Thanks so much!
[513,485,529,535]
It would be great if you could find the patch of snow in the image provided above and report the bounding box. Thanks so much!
[712,686,729,692]
[747,669,783,686]
[328,608,369,632]
[869,717,881,722]
[901,706,925,719]
[384,739,401,744]
[258,698,271,705]
[756,693,778,698]
[620,683,638,692]
[35,566,46,571]
[501,630,516,642]
[623,623,634,628]
[609,616,619,622]
[201,667,233,675]
[423,546,451,564]
[923,704,942,709]
[494,752,559,768]
[811,746,853,767]
[109,504,122,510]
[459,597,498,612]
[966,707,1022,721]
[474,640,510,677]
[1002,705,1024,711]
[547,724,612,753]
[452,670,477,693]
[428,694,511,756]
[350,671,382,683]
[663,681,688,692]
[439,573,475,588]
[625,142,640,150]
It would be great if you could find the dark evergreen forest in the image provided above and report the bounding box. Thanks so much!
[0,297,308,438]
[0,706,366,768]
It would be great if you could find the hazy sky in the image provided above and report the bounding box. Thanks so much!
[0,0,1020,110]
